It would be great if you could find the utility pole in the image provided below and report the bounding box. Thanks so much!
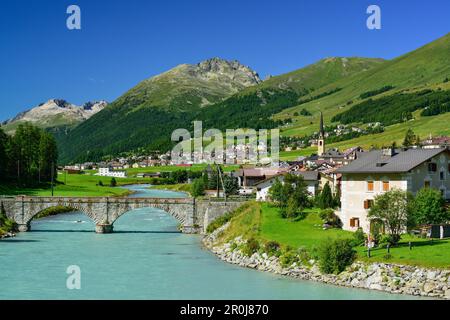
[216,163,219,198]
[216,163,227,202]
[51,162,54,197]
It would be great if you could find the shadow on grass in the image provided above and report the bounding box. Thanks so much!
[361,239,448,254]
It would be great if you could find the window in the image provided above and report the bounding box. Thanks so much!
[428,163,437,173]
[382,181,390,192]
[448,164,450,173]
[363,199,374,209]
[367,181,374,192]
[424,180,431,188]
[440,171,445,181]
[350,218,360,228]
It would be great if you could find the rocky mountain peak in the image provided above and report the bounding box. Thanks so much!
[194,57,262,86]
[1,99,108,132]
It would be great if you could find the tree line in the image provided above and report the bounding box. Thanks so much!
[332,89,450,126]
[0,123,58,186]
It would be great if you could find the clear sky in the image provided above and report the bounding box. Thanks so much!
[0,0,449,120]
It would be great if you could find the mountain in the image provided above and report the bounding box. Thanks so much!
[57,33,450,163]
[1,99,108,134]
[277,32,450,139]
[57,58,262,162]
[257,57,385,93]
[195,57,386,130]
[110,57,261,113]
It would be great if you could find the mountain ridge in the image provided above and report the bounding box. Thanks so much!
[1,99,108,133]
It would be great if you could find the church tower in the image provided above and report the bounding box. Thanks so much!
[318,112,325,156]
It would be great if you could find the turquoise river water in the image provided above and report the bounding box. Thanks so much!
[0,184,418,299]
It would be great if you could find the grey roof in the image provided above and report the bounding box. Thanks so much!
[292,171,320,181]
[337,148,448,174]
[321,149,344,158]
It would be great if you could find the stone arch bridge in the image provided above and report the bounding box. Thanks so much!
[0,196,244,234]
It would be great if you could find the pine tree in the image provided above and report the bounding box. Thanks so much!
[0,127,9,182]
[318,182,334,209]
[403,128,416,147]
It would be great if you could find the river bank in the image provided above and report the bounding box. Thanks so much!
[0,231,16,239]
[203,222,450,300]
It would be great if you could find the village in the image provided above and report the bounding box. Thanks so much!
[61,113,450,237]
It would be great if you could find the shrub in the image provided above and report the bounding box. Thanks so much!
[110,177,117,187]
[318,239,356,274]
[242,237,260,257]
[378,234,400,247]
[412,187,449,226]
[319,208,342,228]
[191,178,205,197]
[206,212,235,234]
[34,206,75,219]
[279,247,300,268]
[352,228,366,247]
[98,180,104,186]
[264,240,281,256]
[297,246,310,263]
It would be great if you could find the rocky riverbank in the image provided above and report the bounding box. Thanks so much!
[0,231,16,239]
[203,223,450,299]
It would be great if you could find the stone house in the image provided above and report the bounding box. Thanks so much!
[336,147,450,233]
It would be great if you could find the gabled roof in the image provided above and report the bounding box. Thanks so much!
[337,148,448,174]
[254,170,320,186]
[292,171,320,181]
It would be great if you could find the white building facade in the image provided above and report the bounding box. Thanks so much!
[98,167,127,178]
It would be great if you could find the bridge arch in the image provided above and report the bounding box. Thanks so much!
[20,201,101,231]
[109,204,187,230]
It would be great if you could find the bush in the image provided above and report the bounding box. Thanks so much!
[412,187,449,226]
[280,251,299,268]
[318,239,356,274]
[34,206,75,219]
[206,212,235,234]
[296,246,310,263]
[379,234,400,246]
[191,178,205,197]
[319,208,342,228]
[242,237,260,257]
[352,228,366,247]
[264,240,281,256]
[110,178,117,187]
[279,246,300,267]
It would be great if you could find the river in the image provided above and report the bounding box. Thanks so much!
[0,184,417,299]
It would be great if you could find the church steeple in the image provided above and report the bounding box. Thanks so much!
[319,112,325,137]
[318,112,325,156]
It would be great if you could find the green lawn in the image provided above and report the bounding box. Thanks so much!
[124,164,239,176]
[356,235,450,269]
[0,173,147,197]
[259,203,352,249]
[220,202,450,269]
[0,164,240,197]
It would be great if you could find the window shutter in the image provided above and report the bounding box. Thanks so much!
[364,200,369,209]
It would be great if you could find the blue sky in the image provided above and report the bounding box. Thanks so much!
[0,0,449,120]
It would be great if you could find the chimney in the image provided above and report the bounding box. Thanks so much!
[382,147,396,157]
